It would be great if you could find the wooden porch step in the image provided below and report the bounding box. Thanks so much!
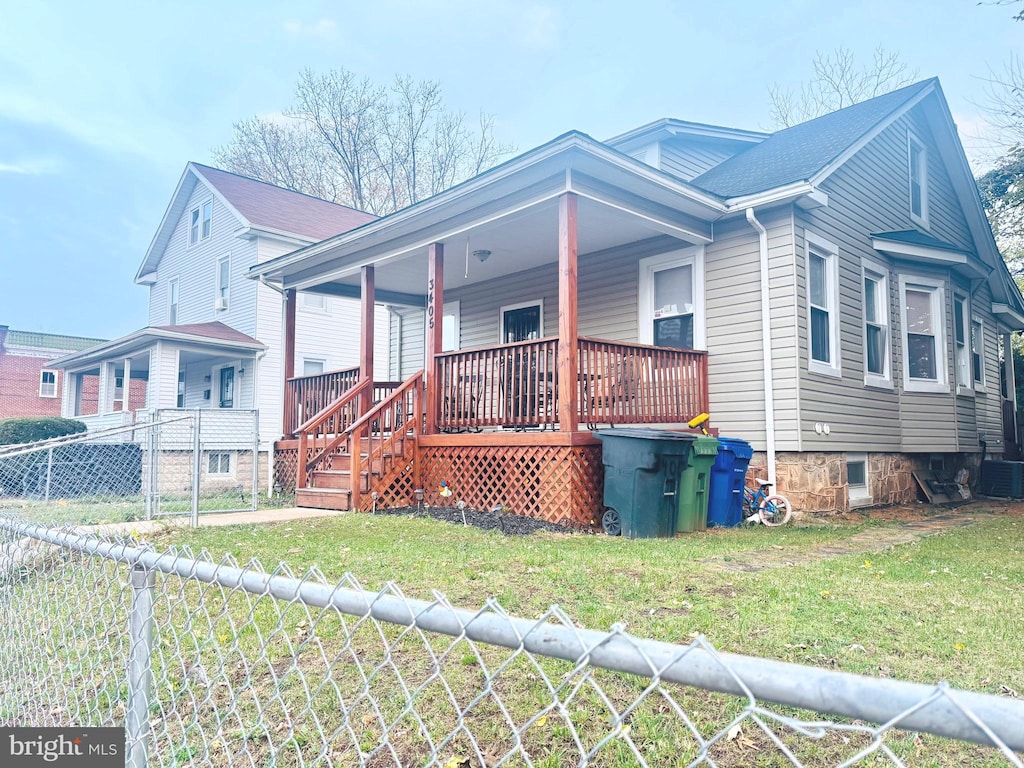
[321,452,394,473]
[295,487,351,511]
[311,469,370,492]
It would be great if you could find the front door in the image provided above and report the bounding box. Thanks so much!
[219,366,234,408]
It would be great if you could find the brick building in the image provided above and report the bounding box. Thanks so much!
[0,326,109,419]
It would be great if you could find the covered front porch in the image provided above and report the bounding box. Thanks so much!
[259,133,722,522]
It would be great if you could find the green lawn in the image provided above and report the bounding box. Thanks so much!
[143,506,1024,766]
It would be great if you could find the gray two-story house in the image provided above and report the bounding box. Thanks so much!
[253,78,1024,521]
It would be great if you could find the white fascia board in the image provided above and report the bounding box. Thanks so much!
[992,303,1024,330]
[722,182,827,212]
[250,134,728,286]
[871,237,968,262]
[50,328,265,369]
[238,226,315,247]
[808,82,935,188]
[606,118,768,149]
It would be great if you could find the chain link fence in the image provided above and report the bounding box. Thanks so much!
[0,410,263,526]
[0,516,1020,767]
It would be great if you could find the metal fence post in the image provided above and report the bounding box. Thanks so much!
[44,446,53,503]
[127,564,155,768]
[252,409,260,512]
[191,410,201,528]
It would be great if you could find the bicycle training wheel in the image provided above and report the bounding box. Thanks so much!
[758,494,792,526]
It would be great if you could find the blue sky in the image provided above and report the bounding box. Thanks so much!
[0,0,1019,338]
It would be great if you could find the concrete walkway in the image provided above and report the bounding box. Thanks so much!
[87,507,340,538]
[701,512,979,573]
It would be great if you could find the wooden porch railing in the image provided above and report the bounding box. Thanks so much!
[434,336,708,431]
[297,379,404,488]
[578,337,708,427]
[344,371,424,512]
[284,366,360,437]
[436,338,558,431]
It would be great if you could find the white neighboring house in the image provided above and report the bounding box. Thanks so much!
[50,162,385,454]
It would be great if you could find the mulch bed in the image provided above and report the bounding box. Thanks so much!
[374,505,589,536]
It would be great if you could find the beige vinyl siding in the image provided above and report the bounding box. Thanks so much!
[659,138,739,181]
[796,102,986,454]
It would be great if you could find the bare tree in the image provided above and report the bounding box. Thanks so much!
[768,46,919,128]
[213,68,514,215]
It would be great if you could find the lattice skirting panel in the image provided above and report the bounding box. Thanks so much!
[273,444,299,494]
[416,444,604,526]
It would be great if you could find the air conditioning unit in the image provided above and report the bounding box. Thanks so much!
[215,297,228,311]
[979,460,1024,498]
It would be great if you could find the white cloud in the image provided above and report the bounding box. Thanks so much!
[283,18,339,41]
[0,156,62,175]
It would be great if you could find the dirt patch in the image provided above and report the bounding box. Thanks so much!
[373,505,590,536]
[808,498,1024,525]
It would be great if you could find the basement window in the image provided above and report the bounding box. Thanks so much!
[848,453,870,507]
[208,452,233,476]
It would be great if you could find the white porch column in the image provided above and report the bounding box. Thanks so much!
[122,357,132,412]
[61,371,76,417]
[98,362,113,414]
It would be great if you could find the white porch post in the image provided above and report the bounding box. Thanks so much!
[122,357,132,412]
[61,371,76,417]
[98,362,113,414]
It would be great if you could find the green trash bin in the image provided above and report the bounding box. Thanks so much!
[596,429,696,538]
[676,436,720,533]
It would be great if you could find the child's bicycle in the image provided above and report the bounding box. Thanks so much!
[687,413,793,526]
[742,480,792,526]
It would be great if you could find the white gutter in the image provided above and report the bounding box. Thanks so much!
[746,208,777,487]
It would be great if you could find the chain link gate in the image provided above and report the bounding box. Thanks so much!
[0,518,1021,768]
[0,410,262,527]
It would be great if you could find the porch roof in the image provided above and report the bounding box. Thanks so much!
[49,322,266,371]
[248,132,734,295]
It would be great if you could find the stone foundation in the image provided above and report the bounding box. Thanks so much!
[746,451,985,516]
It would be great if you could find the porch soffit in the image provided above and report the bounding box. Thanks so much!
[293,193,699,300]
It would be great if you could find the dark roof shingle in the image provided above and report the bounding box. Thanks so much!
[691,80,936,198]
[192,164,377,241]
[150,321,261,345]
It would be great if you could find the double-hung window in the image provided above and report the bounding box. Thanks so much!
[972,317,985,389]
[39,370,57,398]
[908,131,929,228]
[638,248,705,349]
[217,256,230,310]
[954,295,971,391]
[862,261,891,387]
[806,233,840,376]
[900,275,947,393]
[189,200,213,246]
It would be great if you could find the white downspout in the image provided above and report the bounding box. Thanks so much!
[746,208,777,487]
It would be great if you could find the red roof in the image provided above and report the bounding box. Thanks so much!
[192,163,377,241]
[151,322,261,345]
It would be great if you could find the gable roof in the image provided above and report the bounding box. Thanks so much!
[691,80,937,198]
[190,164,377,241]
[135,163,376,283]
[49,322,265,370]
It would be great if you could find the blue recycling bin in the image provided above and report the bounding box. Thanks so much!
[707,437,753,527]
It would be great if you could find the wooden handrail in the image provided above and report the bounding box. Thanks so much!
[297,378,372,434]
[297,378,372,489]
[284,365,361,437]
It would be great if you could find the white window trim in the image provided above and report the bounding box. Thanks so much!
[953,293,973,396]
[861,257,892,389]
[498,299,545,343]
[637,246,706,349]
[207,451,234,477]
[972,315,987,393]
[300,292,328,312]
[201,199,213,241]
[805,232,841,378]
[169,277,180,325]
[443,299,461,352]
[907,130,929,229]
[301,356,327,377]
[216,254,230,310]
[847,452,871,508]
[899,274,948,394]
[188,198,213,247]
[39,369,58,398]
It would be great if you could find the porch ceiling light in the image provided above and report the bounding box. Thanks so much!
[473,249,491,263]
